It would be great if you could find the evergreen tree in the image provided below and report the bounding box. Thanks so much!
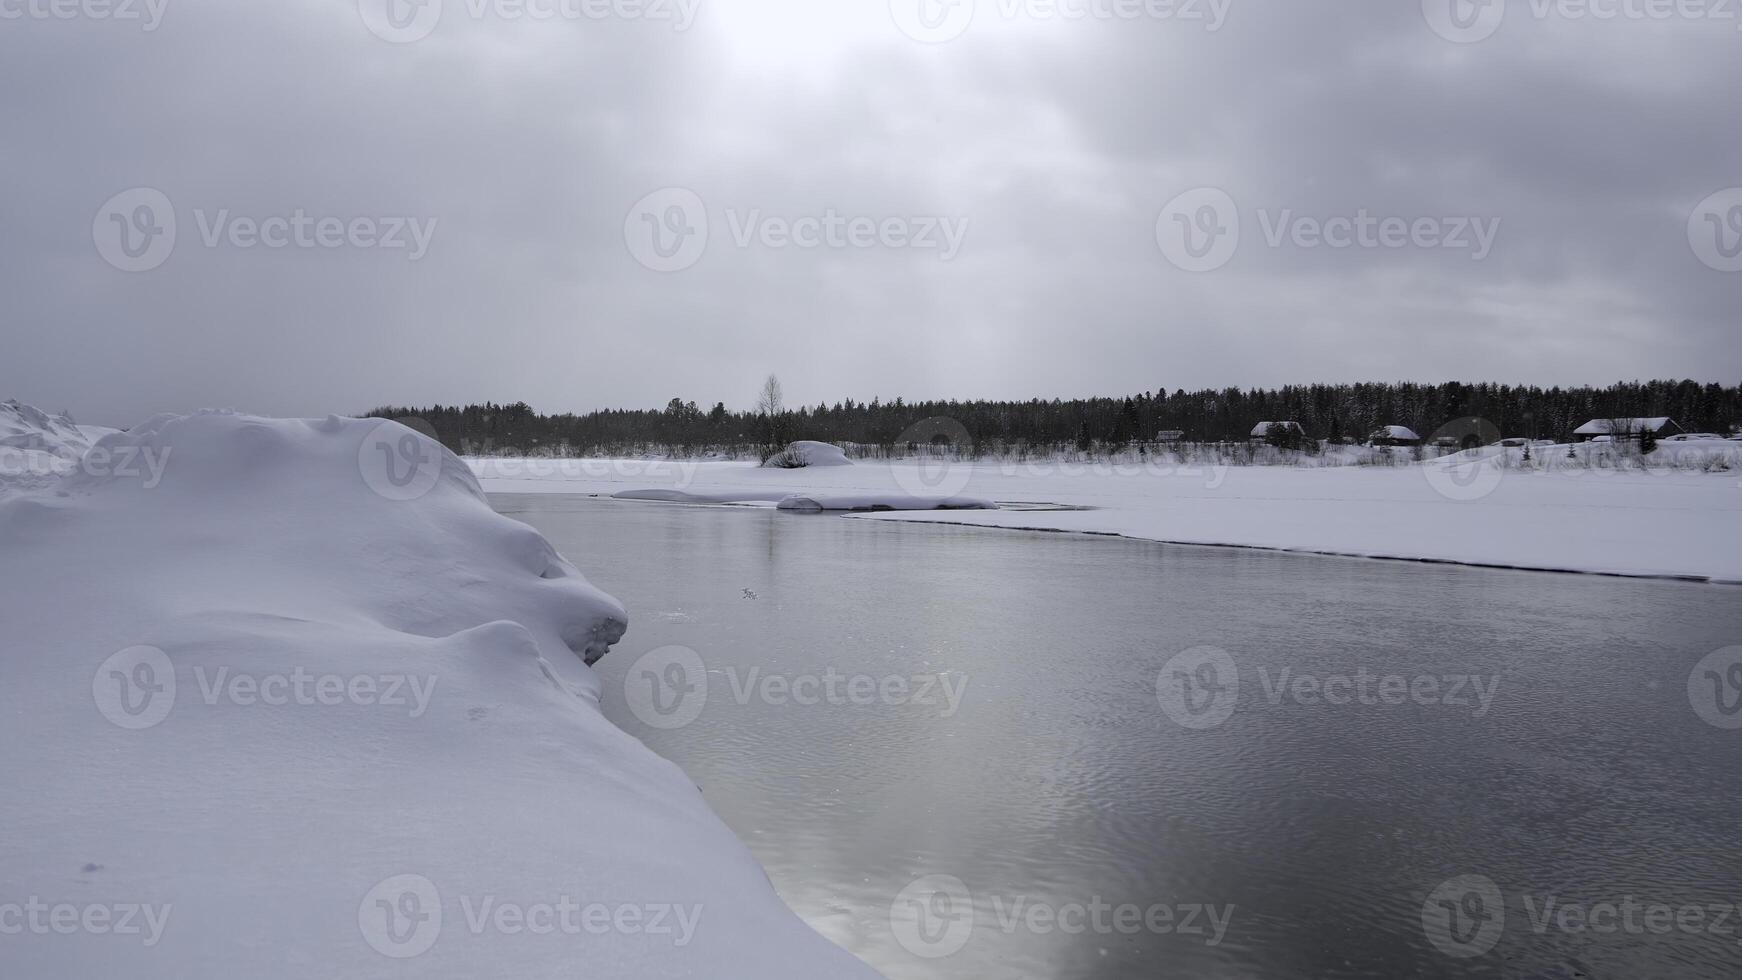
[366,379,1741,459]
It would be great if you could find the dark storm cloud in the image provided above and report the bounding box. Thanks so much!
[1,0,1737,426]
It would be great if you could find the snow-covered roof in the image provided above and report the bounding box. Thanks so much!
[1371,425,1420,440]
[1573,417,1674,435]
[1250,421,1303,437]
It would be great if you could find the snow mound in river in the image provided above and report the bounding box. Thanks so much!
[764,440,853,467]
[0,408,877,980]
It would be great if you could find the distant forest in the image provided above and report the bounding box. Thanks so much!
[370,379,1742,457]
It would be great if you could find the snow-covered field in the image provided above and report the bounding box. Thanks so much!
[471,445,1742,583]
[0,408,878,979]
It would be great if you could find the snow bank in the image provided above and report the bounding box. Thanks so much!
[0,408,878,980]
[1431,438,1741,474]
[0,399,119,495]
[764,441,853,468]
[0,399,98,456]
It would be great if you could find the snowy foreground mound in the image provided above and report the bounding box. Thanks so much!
[0,410,877,979]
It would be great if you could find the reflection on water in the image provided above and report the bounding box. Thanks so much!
[497,494,1742,980]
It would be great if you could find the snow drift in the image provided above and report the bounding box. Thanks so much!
[0,399,107,457]
[0,409,878,979]
[0,399,119,494]
[763,440,853,468]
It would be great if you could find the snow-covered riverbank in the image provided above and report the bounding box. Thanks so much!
[0,409,879,979]
[470,453,1742,584]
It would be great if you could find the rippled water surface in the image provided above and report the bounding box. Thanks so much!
[497,494,1742,980]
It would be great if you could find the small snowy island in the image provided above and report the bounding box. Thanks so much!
[0,407,880,979]
[762,440,856,468]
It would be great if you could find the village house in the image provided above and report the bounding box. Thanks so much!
[1572,418,1682,443]
[1367,425,1421,447]
[1250,421,1306,444]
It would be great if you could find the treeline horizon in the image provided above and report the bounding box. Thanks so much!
[369,378,1742,456]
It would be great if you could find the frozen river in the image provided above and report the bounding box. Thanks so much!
[498,494,1742,980]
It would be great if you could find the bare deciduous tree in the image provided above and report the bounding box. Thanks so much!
[755,374,786,461]
[755,374,783,418]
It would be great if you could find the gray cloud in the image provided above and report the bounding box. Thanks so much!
[1,0,1737,426]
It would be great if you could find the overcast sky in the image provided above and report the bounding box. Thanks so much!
[3,0,1739,425]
